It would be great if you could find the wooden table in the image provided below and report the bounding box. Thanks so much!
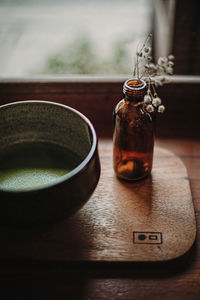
[0,76,200,298]
[0,138,199,300]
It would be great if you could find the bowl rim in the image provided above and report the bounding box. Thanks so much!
[0,100,98,194]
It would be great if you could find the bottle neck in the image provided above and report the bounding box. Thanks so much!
[123,79,146,102]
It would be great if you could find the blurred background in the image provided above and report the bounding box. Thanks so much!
[0,0,199,77]
[0,0,152,76]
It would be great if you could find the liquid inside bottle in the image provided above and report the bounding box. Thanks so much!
[113,79,154,181]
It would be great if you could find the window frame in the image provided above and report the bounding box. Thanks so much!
[0,75,200,139]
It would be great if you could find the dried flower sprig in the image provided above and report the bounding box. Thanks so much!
[134,34,175,114]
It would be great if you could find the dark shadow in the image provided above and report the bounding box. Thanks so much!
[0,212,95,300]
[0,238,197,299]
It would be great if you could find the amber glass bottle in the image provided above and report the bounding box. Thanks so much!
[113,78,154,181]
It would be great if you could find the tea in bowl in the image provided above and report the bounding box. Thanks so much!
[0,100,100,225]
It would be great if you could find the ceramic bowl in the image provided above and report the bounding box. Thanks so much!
[0,100,100,225]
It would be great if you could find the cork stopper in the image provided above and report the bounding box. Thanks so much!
[123,79,147,99]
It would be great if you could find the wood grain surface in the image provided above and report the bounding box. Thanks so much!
[0,141,196,263]
[0,78,200,298]
[0,138,199,300]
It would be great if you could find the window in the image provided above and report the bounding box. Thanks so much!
[0,0,153,77]
[0,0,200,140]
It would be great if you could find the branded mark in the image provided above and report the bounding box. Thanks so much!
[133,232,163,244]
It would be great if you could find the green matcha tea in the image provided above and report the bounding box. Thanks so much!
[0,142,82,191]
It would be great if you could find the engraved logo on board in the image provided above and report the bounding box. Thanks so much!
[133,232,163,244]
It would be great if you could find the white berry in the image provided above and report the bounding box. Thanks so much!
[158,105,165,113]
[152,97,162,107]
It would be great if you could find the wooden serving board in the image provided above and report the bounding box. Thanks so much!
[0,141,196,262]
